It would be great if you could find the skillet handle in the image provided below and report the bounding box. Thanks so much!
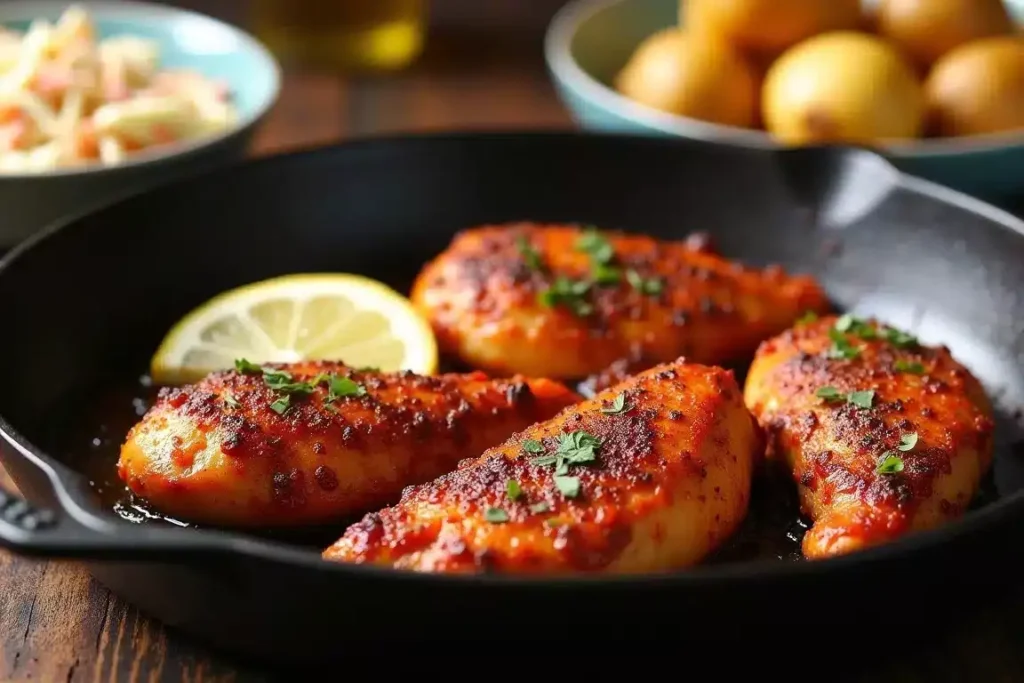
[0,476,262,560]
[0,484,73,554]
[0,482,166,559]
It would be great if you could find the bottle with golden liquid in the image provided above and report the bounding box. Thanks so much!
[251,0,426,71]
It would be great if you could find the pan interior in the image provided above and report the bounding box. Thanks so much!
[0,132,1021,565]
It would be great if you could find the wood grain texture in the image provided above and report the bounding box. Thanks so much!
[0,6,1023,681]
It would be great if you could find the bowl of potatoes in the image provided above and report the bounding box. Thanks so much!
[545,0,1024,200]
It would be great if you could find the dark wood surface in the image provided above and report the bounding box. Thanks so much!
[2,13,1024,683]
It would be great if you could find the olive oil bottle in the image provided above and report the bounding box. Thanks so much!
[251,0,426,71]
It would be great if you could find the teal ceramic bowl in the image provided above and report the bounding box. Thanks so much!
[0,0,281,247]
[545,0,1024,202]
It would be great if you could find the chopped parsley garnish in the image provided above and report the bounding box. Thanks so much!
[831,314,918,349]
[530,430,602,497]
[538,276,594,317]
[269,395,291,415]
[235,358,263,374]
[826,329,861,360]
[263,369,318,396]
[894,360,925,374]
[877,452,904,475]
[232,358,367,415]
[601,392,631,415]
[577,227,624,286]
[516,235,544,271]
[848,390,875,409]
[553,475,581,498]
[505,479,522,501]
[484,507,509,523]
[326,375,366,401]
[522,439,544,454]
[532,431,601,473]
[223,393,240,409]
[898,432,918,451]
[574,227,623,286]
[797,310,819,325]
[815,386,874,409]
[815,386,845,402]
[833,314,855,332]
[833,314,877,339]
[626,268,664,296]
[877,431,916,474]
[880,327,918,348]
[530,502,550,513]
[592,262,622,285]
[575,227,615,265]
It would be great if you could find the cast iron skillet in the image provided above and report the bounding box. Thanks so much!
[0,131,1023,661]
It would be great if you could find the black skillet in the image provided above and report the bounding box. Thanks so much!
[0,131,1023,663]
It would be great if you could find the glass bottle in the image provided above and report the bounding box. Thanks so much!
[250,0,426,72]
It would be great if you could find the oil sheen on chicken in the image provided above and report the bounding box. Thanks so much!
[743,314,995,559]
[117,362,581,527]
[323,358,761,574]
[410,222,830,380]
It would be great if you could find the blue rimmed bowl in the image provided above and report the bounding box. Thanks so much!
[545,0,1024,202]
[0,0,281,247]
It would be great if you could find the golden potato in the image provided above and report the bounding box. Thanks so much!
[615,28,758,128]
[762,31,926,145]
[876,0,1015,70]
[926,36,1024,137]
[683,0,863,58]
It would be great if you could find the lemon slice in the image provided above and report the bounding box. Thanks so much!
[150,273,438,385]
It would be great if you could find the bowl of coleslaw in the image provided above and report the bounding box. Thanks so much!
[0,1,280,247]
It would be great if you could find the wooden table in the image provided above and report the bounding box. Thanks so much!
[2,23,1024,683]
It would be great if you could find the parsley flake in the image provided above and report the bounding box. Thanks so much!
[575,227,615,265]
[326,375,366,401]
[516,235,544,271]
[530,502,550,513]
[601,393,630,415]
[592,262,621,285]
[530,430,602,497]
[797,310,819,325]
[506,479,522,501]
[815,386,845,402]
[223,393,240,409]
[881,327,918,348]
[553,475,581,498]
[848,390,875,409]
[833,314,878,339]
[269,395,291,415]
[626,268,664,296]
[898,432,918,451]
[234,358,263,374]
[877,452,904,475]
[815,386,875,409]
[538,276,594,317]
[484,507,509,523]
[575,227,625,286]
[233,359,366,414]
[522,439,544,454]
[826,329,861,360]
[894,360,925,374]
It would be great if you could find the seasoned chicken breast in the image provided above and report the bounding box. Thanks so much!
[743,314,995,559]
[410,222,829,380]
[117,361,580,527]
[323,358,761,574]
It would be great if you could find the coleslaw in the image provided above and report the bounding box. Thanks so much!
[0,4,238,173]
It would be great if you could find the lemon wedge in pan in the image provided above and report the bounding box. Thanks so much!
[149,273,438,385]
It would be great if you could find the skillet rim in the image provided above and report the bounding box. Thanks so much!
[1,128,1023,588]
